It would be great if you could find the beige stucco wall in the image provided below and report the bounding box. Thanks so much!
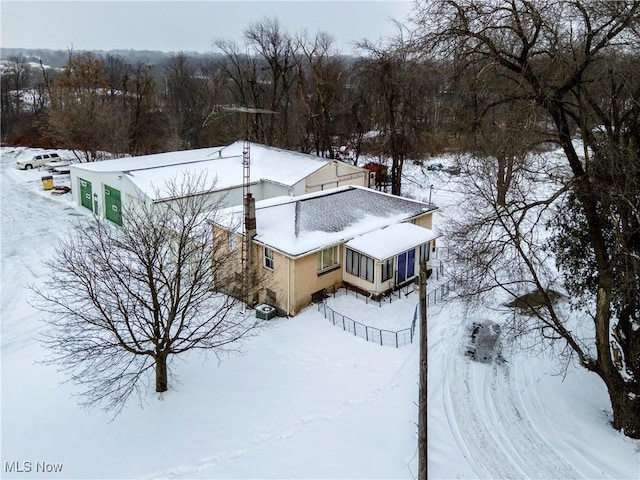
[305,161,369,193]
[254,244,289,313]
[210,226,243,296]
[412,212,433,229]
[290,247,343,315]
[343,271,377,291]
[253,244,344,316]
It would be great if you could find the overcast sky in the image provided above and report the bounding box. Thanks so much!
[1,1,414,55]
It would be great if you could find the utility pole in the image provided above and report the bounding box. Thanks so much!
[418,261,428,480]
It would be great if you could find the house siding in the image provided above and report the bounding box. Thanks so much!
[250,244,345,316]
[305,161,369,193]
[290,247,343,315]
[255,245,290,314]
[412,213,433,229]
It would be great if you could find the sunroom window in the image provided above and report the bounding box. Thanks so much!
[346,248,374,283]
[419,242,430,263]
[381,257,394,282]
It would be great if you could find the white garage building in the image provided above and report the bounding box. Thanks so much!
[69,141,372,225]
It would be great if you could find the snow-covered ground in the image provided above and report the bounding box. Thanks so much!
[1,147,638,479]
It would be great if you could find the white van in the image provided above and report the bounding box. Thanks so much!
[16,153,62,170]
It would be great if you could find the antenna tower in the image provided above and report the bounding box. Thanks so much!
[212,106,276,307]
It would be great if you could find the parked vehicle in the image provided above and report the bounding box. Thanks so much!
[465,320,502,363]
[16,153,62,170]
[426,162,444,171]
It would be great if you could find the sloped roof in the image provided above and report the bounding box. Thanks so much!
[70,141,332,200]
[219,185,437,257]
[345,223,437,260]
[69,146,225,172]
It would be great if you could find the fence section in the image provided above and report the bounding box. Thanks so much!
[330,279,455,307]
[318,301,416,348]
[426,280,454,307]
[318,279,456,348]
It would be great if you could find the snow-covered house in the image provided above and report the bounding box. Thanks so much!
[68,141,371,225]
[215,185,438,316]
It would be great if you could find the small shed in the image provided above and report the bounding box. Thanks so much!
[363,162,389,189]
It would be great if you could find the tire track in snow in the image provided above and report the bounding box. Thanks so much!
[486,363,582,479]
[445,345,584,479]
[444,353,526,479]
[1,157,77,353]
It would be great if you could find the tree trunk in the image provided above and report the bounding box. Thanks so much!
[606,376,640,438]
[391,156,403,196]
[496,155,513,207]
[155,353,168,393]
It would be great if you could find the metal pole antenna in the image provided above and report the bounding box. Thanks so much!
[202,105,276,307]
[242,136,252,306]
[215,106,276,308]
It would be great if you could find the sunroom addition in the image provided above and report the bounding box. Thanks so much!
[344,222,437,297]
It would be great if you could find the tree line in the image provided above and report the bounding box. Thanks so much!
[1,17,462,195]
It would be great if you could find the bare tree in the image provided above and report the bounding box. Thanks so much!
[244,17,297,146]
[126,62,164,155]
[215,17,297,146]
[294,31,346,157]
[357,24,432,195]
[0,55,33,141]
[33,174,262,414]
[164,53,208,149]
[46,51,128,160]
[417,0,640,437]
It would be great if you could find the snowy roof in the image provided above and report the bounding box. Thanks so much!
[345,223,437,260]
[219,185,436,258]
[69,146,225,172]
[70,141,332,200]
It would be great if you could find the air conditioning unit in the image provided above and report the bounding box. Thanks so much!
[255,304,277,320]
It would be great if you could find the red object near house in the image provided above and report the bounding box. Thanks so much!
[363,162,388,186]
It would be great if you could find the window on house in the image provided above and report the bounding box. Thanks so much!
[381,257,394,282]
[264,247,274,270]
[345,248,374,283]
[346,249,355,275]
[419,243,430,263]
[229,232,238,252]
[346,248,356,276]
[317,246,339,273]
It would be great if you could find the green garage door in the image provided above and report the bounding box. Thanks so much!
[79,178,93,211]
[104,185,122,226]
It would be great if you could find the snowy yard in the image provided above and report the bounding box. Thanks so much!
[1,147,638,478]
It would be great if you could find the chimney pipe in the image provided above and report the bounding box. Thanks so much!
[244,193,256,238]
[294,200,301,238]
[243,193,257,307]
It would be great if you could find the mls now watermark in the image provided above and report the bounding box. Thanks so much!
[4,461,64,474]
